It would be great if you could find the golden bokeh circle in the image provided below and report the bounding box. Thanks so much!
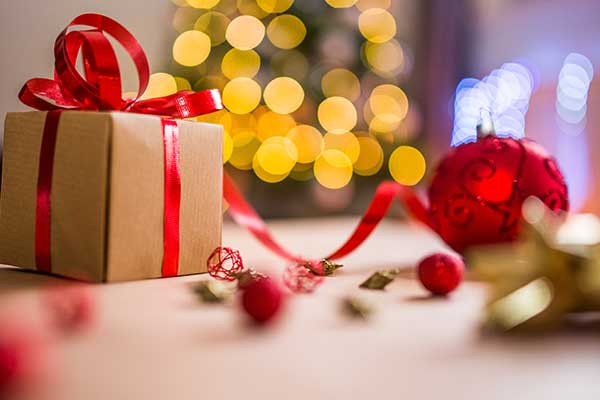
[358,8,396,43]
[256,0,293,13]
[388,146,426,186]
[257,111,296,141]
[364,39,403,75]
[324,0,358,8]
[221,49,261,79]
[314,149,353,189]
[174,76,192,91]
[194,11,230,47]
[222,77,262,114]
[323,132,360,164]
[173,30,211,67]
[141,73,178,99]
[264,77,305,114]
[237,0,270,19]
[229,130,261,170]
[226,15,265,50]
[321,68,361,101]
[223,132,233,163]
[252,155,289,183]
[287,124,323,163]
[354,136,384,176]
[356,0,390,11]
[267,14,307,50]
[187,0,220,9]
[256,136,298,175]
[317,96,357,134]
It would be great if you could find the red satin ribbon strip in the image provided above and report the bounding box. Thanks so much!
[35,111,62,272]
[20,13,222,276]
[161,119,182,277]
[223,172,433,263]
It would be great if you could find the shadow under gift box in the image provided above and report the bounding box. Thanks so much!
[0,111,223,282]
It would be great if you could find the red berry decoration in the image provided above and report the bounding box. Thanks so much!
[428,135,569,252]
[241,276,284,324]
[283,262,323,294]
[417,253,464,295]
[207,246,244,281]
[42,285,94,335]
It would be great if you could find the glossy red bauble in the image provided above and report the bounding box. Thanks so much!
[417,253,464,295]
[428,136,569,252]
[241,276,284,324]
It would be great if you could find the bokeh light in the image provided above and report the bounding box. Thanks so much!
[187,0,220,9]
[226,15,265,50]
[321,68,361,101]
[223,132,233,163]
[287,125,323,163]
[325,0,358,8]
[314,150,353,189]
[256,0,294,13]
[257,111,296,141]
[229,131,261,170]
[256,136,298,175]
[354,136,383,176]
[358,8,396,43]
[264,77,305,114]
[356,0,391,11]
[194,11,230,46]
[270,50,309,81]
[363,39,403,77]
[173,30,211,66]
[223,77,262,114]
[388,146,426,186]
[323,132,360,164]
[318,96,357,134]
[141,73,178,99]
[221,49,261,79]
[237,0,270,19]
[267,14,306,50]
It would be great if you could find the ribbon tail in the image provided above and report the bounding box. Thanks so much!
[224,172,433,263]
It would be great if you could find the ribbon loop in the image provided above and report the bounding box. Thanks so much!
[19,13,222,118]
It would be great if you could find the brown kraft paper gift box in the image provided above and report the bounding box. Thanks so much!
[0,111,223,282]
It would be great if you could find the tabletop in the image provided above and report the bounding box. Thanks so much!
[1,217,599,400]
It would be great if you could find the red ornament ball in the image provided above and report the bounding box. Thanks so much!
[417,253,464,295]
[207,247,244,281]
[241,276,284,324]
[283,262,323,294]
[428,136,569,252]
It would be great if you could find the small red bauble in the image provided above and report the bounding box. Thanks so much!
[428,136,569,252]
[207,246,244,281]
[417,253,464,295]
[241,276,284,324]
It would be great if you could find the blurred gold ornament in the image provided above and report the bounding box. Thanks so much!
[340,296,374,320]
[267,14,306,50]
[468,198,600,332]
[358,8,396,43]
[264,77,304,114]
[222,77,262,114]
[226,15,265,50]
[173,30,211,66]
[388,145,426,186]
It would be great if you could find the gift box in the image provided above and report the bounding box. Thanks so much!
[0,111,223,282]
[0,13,225,282]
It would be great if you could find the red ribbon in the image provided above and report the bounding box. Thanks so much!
[21,14,222,276]
[223,172,434,263]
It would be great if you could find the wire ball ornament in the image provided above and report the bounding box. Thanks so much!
[283,262,323,293]
[207,247,244,281]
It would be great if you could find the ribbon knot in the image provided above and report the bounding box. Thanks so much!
[19,13,222,117]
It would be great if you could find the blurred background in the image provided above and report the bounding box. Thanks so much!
[1,0,599,218]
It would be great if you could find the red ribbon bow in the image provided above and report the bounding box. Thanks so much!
[20,13,222,278]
